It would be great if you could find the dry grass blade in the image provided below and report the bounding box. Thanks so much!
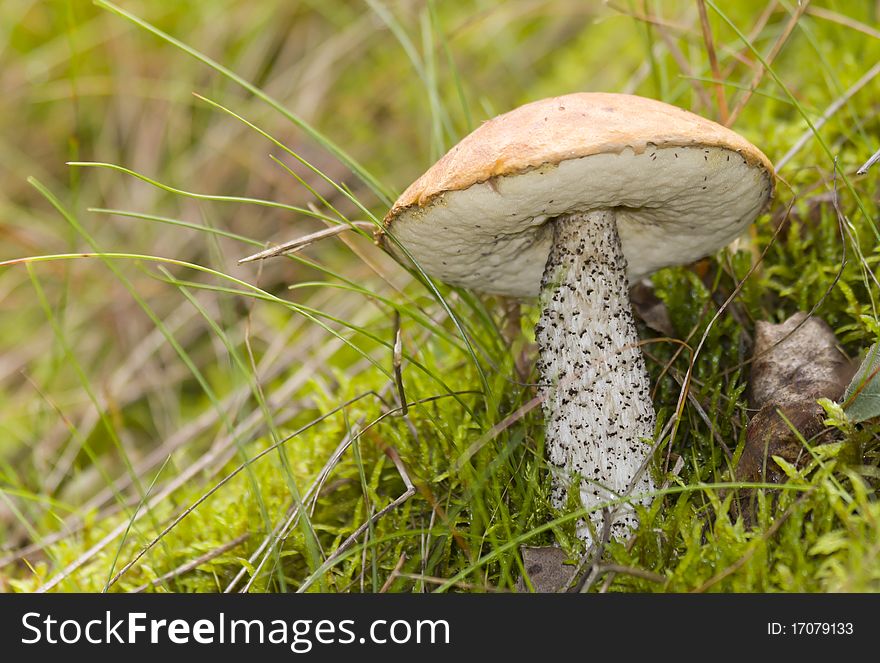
[606,1,690,32]
[721,0,779,80]
[654,19,713,111]
[696,0,729,123]
[323,445,415,562]
[666,223,781,451]
[294,445,417,593]
[806,5,880,41]
[37,301,200,502]
[237,422,365,593]
[726,1,811,126]
[379,552,408,593]
[18,346,333,575]
[238,221,375,263]
[776,60,880,171]
[451,393,543,473]
[131,533,250,593]
[35,506,172,593]
[101,400,369,591]
[856,147,880,176]
[42,393,374,594]
[80,292,358,516]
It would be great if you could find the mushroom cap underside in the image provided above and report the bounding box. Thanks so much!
[381,93,774,298]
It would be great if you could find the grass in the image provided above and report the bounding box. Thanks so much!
[0,0,879,593]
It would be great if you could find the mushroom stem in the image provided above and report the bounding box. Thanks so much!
[535,210,656,544]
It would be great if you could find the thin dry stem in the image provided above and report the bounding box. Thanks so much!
[238,221,374,263]
[696,0,730,123]
[726,1,811,126]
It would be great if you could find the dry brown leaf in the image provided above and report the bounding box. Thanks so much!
[748,312,853,408]
[515,546,573,593]
[629,279,674,337]
[736,312,855,486]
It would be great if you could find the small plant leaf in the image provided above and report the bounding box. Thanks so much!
[809,531,849,556]
[771,455,801,481]
[842,343,880,423]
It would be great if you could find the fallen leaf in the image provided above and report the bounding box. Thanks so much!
[629,279,675,337]
[736,312,854,486]
[748,312,854,408]
[515,546,573,593]
[737,400,831,484]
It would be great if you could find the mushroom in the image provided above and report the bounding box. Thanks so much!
[380,93,774,543]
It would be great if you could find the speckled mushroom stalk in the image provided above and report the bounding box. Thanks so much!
[535,211,655,543]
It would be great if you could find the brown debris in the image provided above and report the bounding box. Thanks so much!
[748,312,853,409]
[737,401,832,484]
[515,546,573,593]
[736,312,855,485]
[630,278,675,337]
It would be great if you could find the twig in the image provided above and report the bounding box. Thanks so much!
[571,518,610,593]
[576,411,681,593]
[856,147,880,176]
[394,572,506,593]
[238,221,374,263]
[598,455,683,594]
[379,552,407,593]
[594,563,666,584]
